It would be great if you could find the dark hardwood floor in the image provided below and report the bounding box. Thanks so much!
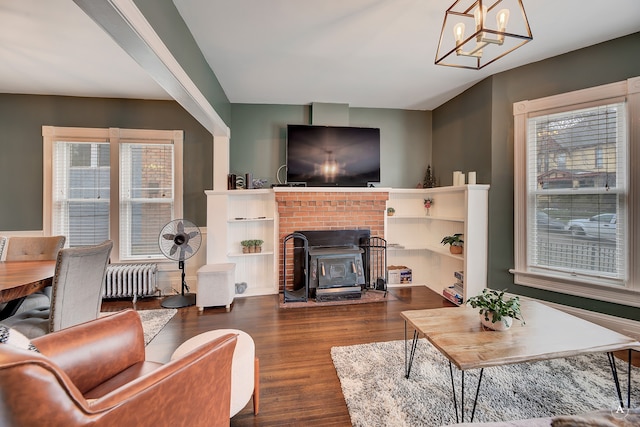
[101,286,454,426]
[101,287,639,426]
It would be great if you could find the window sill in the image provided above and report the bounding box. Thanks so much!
[510,269,640,308]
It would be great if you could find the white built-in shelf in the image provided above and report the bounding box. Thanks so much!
[385,185,489,303]
[388,215,465,222]
[205,185,488,300]
[227,217,275,223]
[227,251,275,257]
[386,244,465,260]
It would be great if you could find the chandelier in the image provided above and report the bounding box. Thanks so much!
[435,0,532,70]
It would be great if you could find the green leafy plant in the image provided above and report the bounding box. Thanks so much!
[240,240,253,247]
[387,207,395,215]
[466,289,525,325]
[253,239,264,247]
[440,233,463,247]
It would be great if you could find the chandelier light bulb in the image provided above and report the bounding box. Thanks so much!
[496,9,510,30]
[496,8,510,43]
[453,22,465,47]
[474,5,487,32]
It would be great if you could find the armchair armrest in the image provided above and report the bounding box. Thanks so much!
[86,333,237,426]
[32,310,146,394]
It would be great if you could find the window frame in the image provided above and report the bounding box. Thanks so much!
[512,77,640,308]
[43,126,183,263]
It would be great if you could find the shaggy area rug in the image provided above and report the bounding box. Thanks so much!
[279,289,395,308]
[101,309,176,345]
[331,338,638,427]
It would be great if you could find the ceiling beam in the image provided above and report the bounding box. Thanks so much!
[73,0,230,138]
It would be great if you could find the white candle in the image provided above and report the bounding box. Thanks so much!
[468,171,477,185]
[453,171,461,186]
[459,173,466,186]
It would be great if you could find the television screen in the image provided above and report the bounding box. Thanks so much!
[286,125,381,187]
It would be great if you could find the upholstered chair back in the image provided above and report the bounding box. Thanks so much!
[5,236,66,261]
[49,240,113,332]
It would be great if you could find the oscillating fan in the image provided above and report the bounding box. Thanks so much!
[158,219,202,308]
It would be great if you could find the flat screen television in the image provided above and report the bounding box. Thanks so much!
[286,124,381,187]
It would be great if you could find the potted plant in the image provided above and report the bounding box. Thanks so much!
[441,233,463,254]
[240,240,252,253]
[387,207,395,216]
[253,239,264,253]
[466,289,525,331]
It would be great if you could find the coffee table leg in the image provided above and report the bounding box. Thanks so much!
[448,362,484,423]
[607,351,632,408]
[404,321,419,379]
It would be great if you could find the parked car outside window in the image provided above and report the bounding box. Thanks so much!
[567,214,616,239]
[536,211,566,232]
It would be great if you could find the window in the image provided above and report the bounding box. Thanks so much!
[43,127,183,263]
[512,77,640,307]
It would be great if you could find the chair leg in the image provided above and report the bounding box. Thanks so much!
[253,357,260,415]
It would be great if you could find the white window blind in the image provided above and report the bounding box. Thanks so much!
[526,102,627,283]
[120,143,174,260]
[52,141,110,247]
[44,126,183,263]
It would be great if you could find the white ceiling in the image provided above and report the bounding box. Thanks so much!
[1,0,639,111]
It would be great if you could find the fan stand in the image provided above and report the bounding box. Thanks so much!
[161,260,196,308]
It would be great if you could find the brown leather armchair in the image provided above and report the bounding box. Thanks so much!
[0,309,237,427]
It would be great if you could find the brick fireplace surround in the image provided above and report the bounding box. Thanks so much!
[274,189,389,291]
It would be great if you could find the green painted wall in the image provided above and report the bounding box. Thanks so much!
[432,32,640,320]
[0,94,212,230]
[432,78,493,186]
[230,104,432,188]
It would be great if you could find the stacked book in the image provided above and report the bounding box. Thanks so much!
[442,270,464,305]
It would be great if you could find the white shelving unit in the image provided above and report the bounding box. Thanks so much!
[205,189,278,297]
[385,185,489,304]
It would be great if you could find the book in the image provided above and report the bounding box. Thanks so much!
[443,286,463,305]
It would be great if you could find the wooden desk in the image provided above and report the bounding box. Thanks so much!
[401,301,640,422]
[0,260,56,319]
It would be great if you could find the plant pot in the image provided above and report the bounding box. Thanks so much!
[242,246,249,254]
[387,211,394,216]
[480,312,513,331]
[255,245,262,253]
[449,245,463,255]
[249,245,256,253]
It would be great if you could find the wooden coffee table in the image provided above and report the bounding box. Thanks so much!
[401,300,640,423]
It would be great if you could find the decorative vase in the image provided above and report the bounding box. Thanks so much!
[480,312,513,331]
[424,202,432,216]
[449,245,463,255]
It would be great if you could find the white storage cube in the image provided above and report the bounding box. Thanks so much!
[196,263,236,312]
